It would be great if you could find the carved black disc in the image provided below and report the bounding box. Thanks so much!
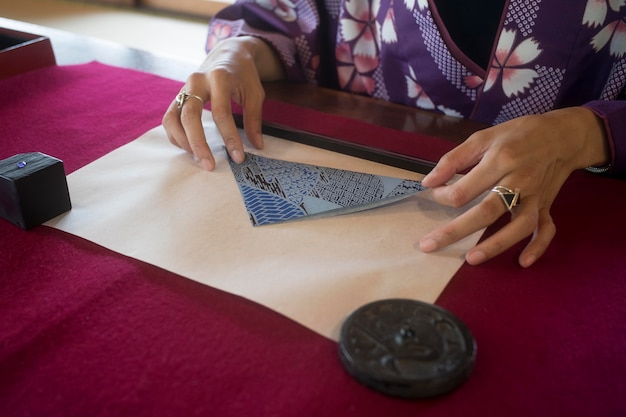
[338,299,476,399]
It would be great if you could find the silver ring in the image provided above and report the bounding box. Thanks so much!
[491,186,521,212]
[175,90,204,109]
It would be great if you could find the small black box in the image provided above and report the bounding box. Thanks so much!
[0,152,72,230]
[0,27,56,80]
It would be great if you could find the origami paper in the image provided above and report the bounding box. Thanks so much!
[229,152,425,226]
[46,113,486,341]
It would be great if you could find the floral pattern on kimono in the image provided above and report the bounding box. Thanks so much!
[206,0,626,175]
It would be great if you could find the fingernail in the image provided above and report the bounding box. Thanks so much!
[466,250,487,265]
[422,174,436,188]
[200,158,215,171]
[231,149,244,163]
[420,238,438,253]
[256,135,265,149]
[520,254,536,268]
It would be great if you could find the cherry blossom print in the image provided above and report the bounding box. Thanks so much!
[436,105,463,117]
[340,0,381,56]
[484,29,542,98]
[381,7,398,43]
[206,22,232,50]
[404,0,427,11]
[257,0,298,21]
[208,0,625,126]
[406,65,435,109]
[590,17,626,57]
[336,43,379,93]
[583,0,626,57]
[464,74,484,89]
[583,0,625,27]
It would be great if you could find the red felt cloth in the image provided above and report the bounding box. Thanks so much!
[1,62,625,417]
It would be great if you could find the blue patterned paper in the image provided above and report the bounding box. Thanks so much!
[228,152,425,226]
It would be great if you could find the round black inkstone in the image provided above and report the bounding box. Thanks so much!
[338,299,476,399]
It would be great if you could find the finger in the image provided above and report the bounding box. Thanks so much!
[464,205,539,265]
[242,87,265,150]
[179,92,216,171]
[210,84,246,164]
[518,208,556,268]
[428,168,492,209]
[422,130,490,188]
[428,153,519,210]
[420,189,509,253]
[162,100,191,152]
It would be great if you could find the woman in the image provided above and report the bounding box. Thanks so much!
[162,0,626,267]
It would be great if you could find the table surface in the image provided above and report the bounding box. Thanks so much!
[0,17,487,145]
[1,17,625,417]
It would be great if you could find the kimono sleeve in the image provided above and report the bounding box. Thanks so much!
[205,0,326,84]
[584,98,626,178]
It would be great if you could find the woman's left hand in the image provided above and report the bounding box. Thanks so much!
[419,106,610,267]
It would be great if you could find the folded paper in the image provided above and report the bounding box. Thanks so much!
[229,151,425,226]
[46,111,485,341]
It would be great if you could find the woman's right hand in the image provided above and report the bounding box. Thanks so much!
[162,36,285,170]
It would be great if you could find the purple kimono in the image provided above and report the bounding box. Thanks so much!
[206,0,626,176]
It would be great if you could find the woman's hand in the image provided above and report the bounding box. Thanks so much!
[419,107,610,267]
[162,36,285,170]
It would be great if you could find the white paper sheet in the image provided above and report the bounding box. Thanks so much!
[46,111,484,340]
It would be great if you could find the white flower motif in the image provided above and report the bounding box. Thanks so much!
[341,0,381,56]
[336,43,379,94]
[484,29,542,98]
[583,0,626,27]
[584,0,609,27]
[406,66,434,109]
[256,0,297,22]
[436,105,463,118]
[611,0,626,9]
[404,0,426,11]
[610,21,626,57]
[381,8,397,43]
[591,18,626,57]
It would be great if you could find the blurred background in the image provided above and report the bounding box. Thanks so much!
[0,0,227,63]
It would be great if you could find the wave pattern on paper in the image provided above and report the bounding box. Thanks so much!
[229,152,425,226]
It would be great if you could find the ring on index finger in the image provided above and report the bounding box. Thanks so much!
[175,90,204,109]
[491,186,521,212]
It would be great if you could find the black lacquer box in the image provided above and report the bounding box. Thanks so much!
[0,26,56,80]
[0,152,72,230]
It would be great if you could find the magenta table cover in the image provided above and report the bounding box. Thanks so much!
[1,62,625,417]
